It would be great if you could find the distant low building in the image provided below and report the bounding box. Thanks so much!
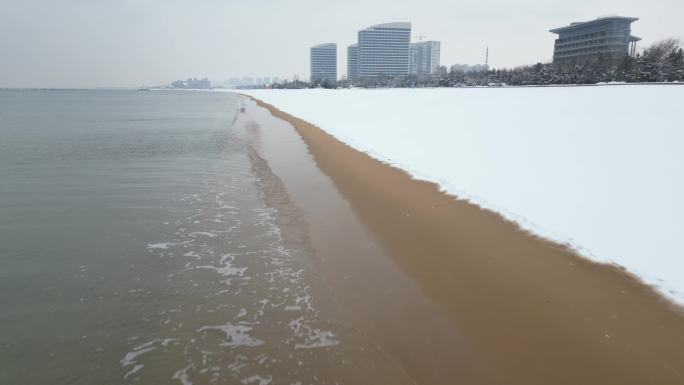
[171,77,211,89]
[410,41,441,75]
[310,43,337,83]
[227,78,242,87]
[550,15,641,65]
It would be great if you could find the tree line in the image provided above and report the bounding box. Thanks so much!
[440,38,684,87]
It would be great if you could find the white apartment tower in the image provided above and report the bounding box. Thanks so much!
[347,44,359,81]
[357,22,411,78]
[310,43,337,83]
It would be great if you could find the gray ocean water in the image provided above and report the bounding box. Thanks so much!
[0,90,352,385]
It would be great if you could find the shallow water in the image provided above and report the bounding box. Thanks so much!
[0,90,368,384]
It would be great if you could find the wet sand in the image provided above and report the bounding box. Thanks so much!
[245,95,684,385]
[242,100,496,384]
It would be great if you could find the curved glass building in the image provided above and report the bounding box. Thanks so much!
[550,16,640,65]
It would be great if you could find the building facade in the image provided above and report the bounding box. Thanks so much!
[410,41,441,75]
[310,43,337,83]
[357,22,411,78]
[550,16,640,65]
[347,44,359,81]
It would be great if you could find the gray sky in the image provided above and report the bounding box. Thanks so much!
[1,0,682,88]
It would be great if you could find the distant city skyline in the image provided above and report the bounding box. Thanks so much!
[1,0,683,88]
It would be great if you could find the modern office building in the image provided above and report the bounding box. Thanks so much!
[347,44,359,81]
[310,43,337,83]
[357,22,411,78]
[410,41,441,75]
[550,16,640,64]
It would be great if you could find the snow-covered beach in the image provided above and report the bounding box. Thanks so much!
[239,85,684,305]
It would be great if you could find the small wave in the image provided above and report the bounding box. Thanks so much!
[194,254,248,279]
[120,346,155,367]
[241,374,272,385]
[172,364,194,385]
[295,328,339,349]
[146,241,189,250]
[188,231,219,238]
[197,323,264,347]
[123,364,144,380]
[289,317,339,349]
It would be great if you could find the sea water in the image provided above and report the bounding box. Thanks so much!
[0,90,348,384]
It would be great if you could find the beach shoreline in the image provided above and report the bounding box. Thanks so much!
[237,86,684,306]
[245,94,684,385]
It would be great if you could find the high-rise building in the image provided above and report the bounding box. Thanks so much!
[357,22,411,78]
[550,16,640,65]
[310,43,337,83]
[409,41,441,75]
[347,44,359,81]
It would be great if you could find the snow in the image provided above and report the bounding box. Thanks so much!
[237,85,684,305]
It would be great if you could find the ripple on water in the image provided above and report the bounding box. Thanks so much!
[122,147,342,384]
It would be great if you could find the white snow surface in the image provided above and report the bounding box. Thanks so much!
[238,86,684,305]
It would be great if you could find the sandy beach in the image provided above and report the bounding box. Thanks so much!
[244,94,684,385]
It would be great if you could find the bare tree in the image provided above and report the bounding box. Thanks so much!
[643,38,682,62]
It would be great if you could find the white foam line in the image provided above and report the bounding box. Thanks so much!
[197,323,264,347]
[241,374,273,385]
[120,346,156,366]
[172,364,194,385]
[123,364,144,380]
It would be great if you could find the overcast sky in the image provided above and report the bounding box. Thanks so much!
[1,0,682,88]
